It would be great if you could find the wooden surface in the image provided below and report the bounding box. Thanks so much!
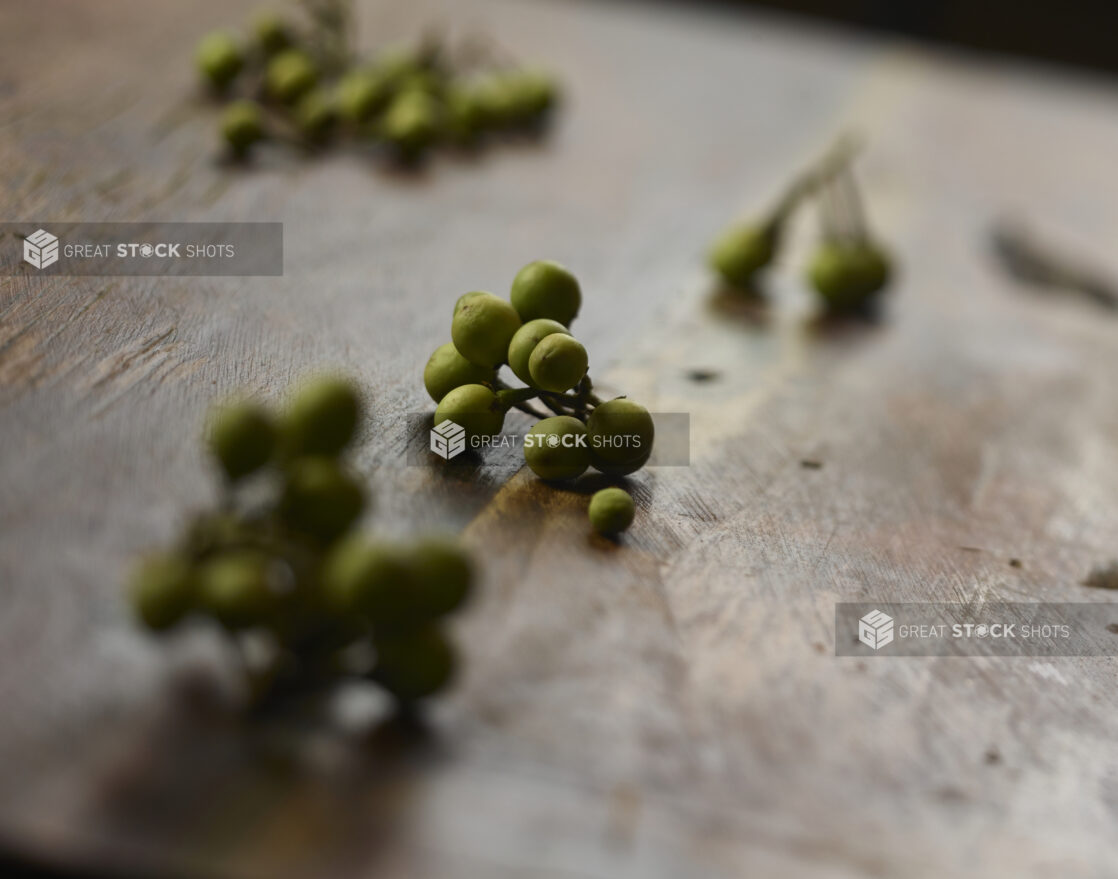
[3,1,1118,877]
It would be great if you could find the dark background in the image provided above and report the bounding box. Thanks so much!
[686,0,1118,74]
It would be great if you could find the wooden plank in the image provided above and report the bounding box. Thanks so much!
[2,1,1118,877]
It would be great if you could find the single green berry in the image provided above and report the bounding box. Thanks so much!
[196,31,243,91]
[507,319,569,386]
[294,89,335,142]
[221,100,266,157]
[588,487,635,536]
[444,86,486,143]
[528,333,588,393]
[524,415,590,481]
[587,398,654,473]
[808,243,891,310]
[335,70,390,124]
[433,384,507,446]
[374,624,457,701]
[403,537,474,619]
[512,71,558,118]
[510,260,581,326]
[281,456,365,541]
[265,49,317,104]
[381,89,440,157]
[372,46,423,87]
[197,549,276,630]
[423,341,495,403]
[207,397,276,481]
[320,537,422,628]
[450,291,522,369]
[254,12,292,56]
[709,222,778,288]
[281,374,361,457]
[473,75,519,128]
[128,552,195,631]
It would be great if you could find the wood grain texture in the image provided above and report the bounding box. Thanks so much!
[2,1,1118,877]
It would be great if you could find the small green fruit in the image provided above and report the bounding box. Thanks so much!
[336,70,390,124]
[207,398,276,480]
[587,398,654,474]
[196,31,243,91]
[129,552,195,631]
[709,222,778,288]
[374,624,457,701]
[321,537,421,628]
[281,457,365,541]
[510,260,581,325]
[528,333,588,393]
[294,89,336,142]
[450,292,522,368]
[506,318,569,385]
[253,13,293,56]
[524,415,590,481]
[403,537,474,619]
[423,342,495,403]
[281,375,361,457]
[433,384,506,446]
[221,100,265,157]
[265,49,317,104]
[588,487,635,536]
[807,243,891,311]
[381,90,439,157]
[197,550,275,630]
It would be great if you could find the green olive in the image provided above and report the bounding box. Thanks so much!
[197,549,275,630]
[423,342,495,403]
[221,100,265,157]
[528,333,588,393]
[294,89,335,142]
[207,397,276,481]
[320,536,421,628]
[433,384,506,446]
[381,89,439,158]
[524,415,590,481]
[588,487,635,536]
[281,456,365,541]
[587,398,654,473]
[510,260,581,326]
[281,374,361,457]
[403,537,474,618]
[709,222,778,288]
[506,319,569,385]
[808,243,891,310]
[374,624,457,701]
[128,552,195,631]
[335,70,390,124]
[265,49,318,104]
[253,12,292,56]
[450,291,521,368]
[196,31,243,91]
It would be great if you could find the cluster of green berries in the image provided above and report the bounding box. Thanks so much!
[424,260,652,535]
[708,140,893,313]
[195,7,559,162]
[128,374,474,705]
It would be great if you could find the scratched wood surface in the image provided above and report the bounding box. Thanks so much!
[3,1,1118,877]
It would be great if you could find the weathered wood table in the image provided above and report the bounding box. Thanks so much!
[3,1,1118,876]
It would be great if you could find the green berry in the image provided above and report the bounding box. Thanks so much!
[197,550,275,630]
[321,537,420,628]
[587,398,654,474]
[588,487,635,536]
[510,260,581,326]
[196,31,243,91]
[265,49,317,104]
[528,333,588,393]
[281,374,361,457]
[374,625,457,701]
[281,457,365,541]
[433,384,506,446]
[336,70,390,124]
[507,319,569,385]
[381,89,440,157]
[512,71,558,118]
[221,100,265,157]
[254,12,292,55]
[294,89,335,142]
[524,416,590,481]
[473,75,519,128]
[709,222,778,288]
[207,398,276,481]
[423,342,494,403]
[444,86,485,143]
[450,291,521,368]
[808,243,891,310]
[403,537,474,618]
[128,552,195,631]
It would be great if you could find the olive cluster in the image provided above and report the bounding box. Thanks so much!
[128,375,473,705]
[709,139,893,314]
[195,4,559,163]
[424,260,653,534]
